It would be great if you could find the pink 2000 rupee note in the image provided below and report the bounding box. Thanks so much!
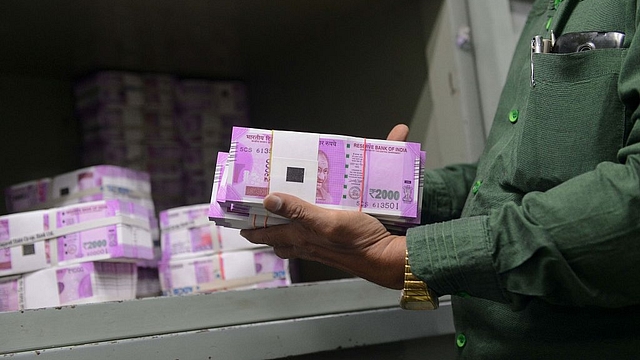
[159,249,289,296]
[54,200,153,264]
[22,261,137,309]
[0,277,21,312]
[224,127,421,218]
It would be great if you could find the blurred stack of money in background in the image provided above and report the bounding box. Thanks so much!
[74,71,250,212]
[3,165,163,307]
[209,127,425,232]
[157,204,290,297]
[174,80,250,207]
[1,166,161,312]
[0,73,262,312]
[74,72,183,212]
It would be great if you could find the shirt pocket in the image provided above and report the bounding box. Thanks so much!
[514,48,627,192]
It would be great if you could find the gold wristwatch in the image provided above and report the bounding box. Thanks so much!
[400,249,439,310]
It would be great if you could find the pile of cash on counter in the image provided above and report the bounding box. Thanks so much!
[1,166,158,312]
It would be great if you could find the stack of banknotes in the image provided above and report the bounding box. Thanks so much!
[158,204,290,296]
[4,165,158,240]
[5,165,152,212]
[0,261,138,312]
[0,165,163,311]
[0,199,154,312]
[208,127,425,231]
[0,199,154,278]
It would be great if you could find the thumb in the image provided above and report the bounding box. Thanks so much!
[386,124,409,142]
[263,192,322,222]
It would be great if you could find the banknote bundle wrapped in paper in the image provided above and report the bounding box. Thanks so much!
[0,199,154,277]
[5,165,153,212]
[158,203,289,295]
[4,165,158,240]
[158,248,290,296]
[209,127,425,231]
[0,261,138,312]
[3,166,162,306]
[159,204,263,260]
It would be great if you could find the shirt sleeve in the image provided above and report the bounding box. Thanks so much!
[408,7,640,310]
[421,164,477,224]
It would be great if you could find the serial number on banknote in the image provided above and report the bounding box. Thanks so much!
[371,202,399,210]
[238,146,270,154]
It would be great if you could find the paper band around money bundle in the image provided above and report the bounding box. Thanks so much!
[164,271,286,296]
[0,215,150,250]
[160,216,212,233]
[17,185,153,212]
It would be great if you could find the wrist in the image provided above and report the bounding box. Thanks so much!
[382,235,407,290]
[353,235,406,290]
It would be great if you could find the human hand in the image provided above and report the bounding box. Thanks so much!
[239,124,411,289]
[240,192,406,289]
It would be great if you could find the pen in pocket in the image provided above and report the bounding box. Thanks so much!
[530,32,555,87]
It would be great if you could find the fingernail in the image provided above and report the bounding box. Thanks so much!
[264,194,283,212]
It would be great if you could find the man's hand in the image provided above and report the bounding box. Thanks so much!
[239,124,410,289]
[241,192,406,288]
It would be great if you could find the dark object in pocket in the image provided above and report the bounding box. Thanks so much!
[553,31,625,53]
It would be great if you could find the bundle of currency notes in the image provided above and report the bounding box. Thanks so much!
[158,248,290,296]
[5,165,153,213]
[0,199,154,277]
[208,127,425,230]
[158,203,290,296]
[159,203,263,260]
[0,261,138,312]
[4,165,159,240]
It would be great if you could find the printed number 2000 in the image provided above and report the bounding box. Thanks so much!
[369,189,400,200]
[83,240,107,249]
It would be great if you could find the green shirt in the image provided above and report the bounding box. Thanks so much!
[407,0,640,358]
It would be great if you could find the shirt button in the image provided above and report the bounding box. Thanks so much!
[456,333,467,348]
[508,109,519,124]
[472,180,482,195]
